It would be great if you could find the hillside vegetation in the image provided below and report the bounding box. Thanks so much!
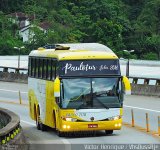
[0,0,160,60]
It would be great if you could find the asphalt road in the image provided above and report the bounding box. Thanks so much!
[0,81,160,149]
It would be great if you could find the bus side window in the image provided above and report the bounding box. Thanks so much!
[28,57,31,77]
[43,59,47,79]
[39,58,43,78]
[35,58,39,78]
[37,58,40,78]
[42,59,45,79]
[46,59,49,79]
[51,60,56,80]
[31,58,35,77]
[30,58,33,77]
[47,59,51,80]
[34,58,37,77]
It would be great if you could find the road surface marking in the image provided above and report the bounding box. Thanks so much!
[0,100,28,106]
[124,105,160,113]
[0,88,27,94]
[21,120,35,126]
[61,139,71,150]
[21,119,71,148]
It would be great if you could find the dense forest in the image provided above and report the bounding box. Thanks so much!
[0,0,160,60]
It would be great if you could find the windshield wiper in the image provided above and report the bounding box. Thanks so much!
[76,103,84,110]
[94,97,109,109]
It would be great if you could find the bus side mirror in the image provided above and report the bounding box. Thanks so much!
[122,76,131,95]
[54,77,60,97]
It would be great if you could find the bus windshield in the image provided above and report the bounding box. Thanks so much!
[61,78,122,109]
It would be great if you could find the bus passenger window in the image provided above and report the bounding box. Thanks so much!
[51,60,56,80]
[35,58,39,78]
[42,59,46,79]
[39,59,42,78]
[47,59,51,80]
[46,59,49,79]
[28,58,31,77]
[37,58,40,78]
[32,58,36,77]
[34,58,37,77]
[31,58,34,77]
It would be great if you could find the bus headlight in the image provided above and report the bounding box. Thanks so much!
[115,123,121,127]
[62,125,71,129]
[63,117,77,122]
[108,116,121,121]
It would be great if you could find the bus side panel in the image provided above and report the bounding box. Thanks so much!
[28,78,46,123]
[28,79,39,121]
[45,81,57,128]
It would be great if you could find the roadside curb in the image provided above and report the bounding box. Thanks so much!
[0,107,28,148]
[123,122,160,140]
[0,100,28,107]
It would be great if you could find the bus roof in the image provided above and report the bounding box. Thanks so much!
[29,43,118,60]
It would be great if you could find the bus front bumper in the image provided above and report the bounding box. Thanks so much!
[59,119,122,132]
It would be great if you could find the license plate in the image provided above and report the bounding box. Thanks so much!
[88,124,98,128]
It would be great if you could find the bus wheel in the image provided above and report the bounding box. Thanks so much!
[105,130,113,135]
[40,123,47,131]
[36,111,41,130]
[57,130,64,137]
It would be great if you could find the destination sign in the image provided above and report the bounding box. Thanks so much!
[59,60,120,76]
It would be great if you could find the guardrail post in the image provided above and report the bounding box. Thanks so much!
[146,113,150,132]
[133,78,138,84]
[19,91,22,104]
[131,109,135,127]
[3,67,8,72]
[156,80,160,86]
[158,116,160,136]
[144,79,149,85]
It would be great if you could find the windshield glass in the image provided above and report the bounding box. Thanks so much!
[61,78,122,109]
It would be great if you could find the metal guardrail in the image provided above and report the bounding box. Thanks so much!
[0,66,27,74]
[129,76,160,86]
[129,76,160,97]
[0,108,20,145]
[0,66,28,83]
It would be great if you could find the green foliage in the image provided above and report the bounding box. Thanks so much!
[0,0,159,60]
[142,52,158,60]
[0,11,23,55]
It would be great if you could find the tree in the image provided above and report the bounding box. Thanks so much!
[146,35,160,59]
[142,52,158,60]
[0,11,23,55]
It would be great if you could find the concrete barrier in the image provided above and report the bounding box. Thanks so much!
[130,77,160,97]
[0,108,28,149]
[0,66,28,83]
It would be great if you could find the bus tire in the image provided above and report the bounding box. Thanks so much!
[53,111,56,130]
[35,106,41,130]
[40,123,47,131]
[105,130,113,135]
[36,106,47,131]
[57,130,63,137]
[36,120,41,130]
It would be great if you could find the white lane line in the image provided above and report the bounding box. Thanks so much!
[21,119,71,148]
[124,105,160,113]
[21,120,35,126]
[0,89,27,94]
[61,139,71,150]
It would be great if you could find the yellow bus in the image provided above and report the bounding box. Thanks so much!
[28,43,131,136]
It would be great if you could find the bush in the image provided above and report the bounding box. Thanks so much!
[142,52,158,60]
